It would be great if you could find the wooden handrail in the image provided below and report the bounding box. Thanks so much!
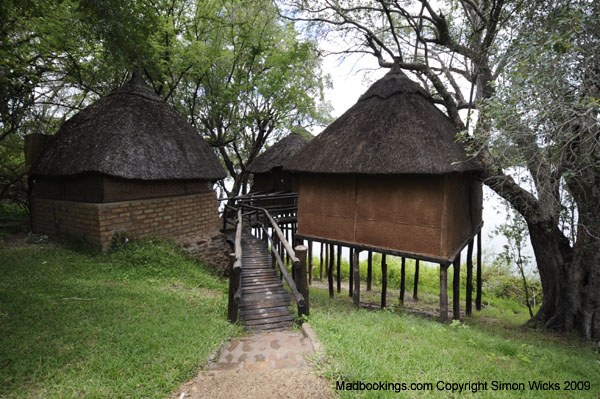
[261,225,305,307]
[233,209,243,304]
[218,192,298,202]
[234,208,243,269]
[240,204,299,266]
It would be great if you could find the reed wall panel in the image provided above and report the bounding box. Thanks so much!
[298,173,482,260]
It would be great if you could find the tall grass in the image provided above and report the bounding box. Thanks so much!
[0,238,241,399]
[307,288,600,398]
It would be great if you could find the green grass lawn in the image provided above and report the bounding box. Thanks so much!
[306,286,600,398]
[0,238,241,399]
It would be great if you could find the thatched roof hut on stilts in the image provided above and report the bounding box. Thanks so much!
[287,63,484,320]
[246,129,311,194]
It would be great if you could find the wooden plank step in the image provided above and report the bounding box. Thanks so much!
[240,308,292,321]
[241,292,291,301]
[240,300,291,310]
[242,287,287,294]
[242,282,282,288]
[240,305,290,316]
[246,320,294,331]
[243,315,294,326]
[242,288,287,294]
[242,278,281,284]
[231,231,295,330]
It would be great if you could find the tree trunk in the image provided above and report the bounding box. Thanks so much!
[526,221,571,330]
[526,217,600,341]
[564,185,600,341]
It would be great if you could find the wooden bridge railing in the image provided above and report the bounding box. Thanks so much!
[219,192,298,232]
[227,208,243,323]
[226,202,309,324]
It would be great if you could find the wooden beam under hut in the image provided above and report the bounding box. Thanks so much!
[328,243,334,298]
[476,231,482,311]
[399,257,406,305]
[440,263,449,322]
[367,251,372,291]
[336,245,342,293]
[453,253,461,320]
[349,248,354,297]
[413,260,420,301]
[381,254,387,309]
[353,249,360,307]
[466,239,474,316]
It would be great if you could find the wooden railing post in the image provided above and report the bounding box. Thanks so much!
[295,245,309,318]
[227,252,239,323]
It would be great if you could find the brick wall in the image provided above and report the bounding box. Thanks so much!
[32,192,221,250]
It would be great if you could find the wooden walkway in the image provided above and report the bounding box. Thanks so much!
[237,233,294,331]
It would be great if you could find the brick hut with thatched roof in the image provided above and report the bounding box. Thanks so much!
[287,63,484,320]
[26,72,229,266]
[246,129,311,193]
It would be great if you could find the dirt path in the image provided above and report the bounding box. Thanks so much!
[171,327,332,399]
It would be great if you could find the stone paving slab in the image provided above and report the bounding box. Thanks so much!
[209,330,313,371]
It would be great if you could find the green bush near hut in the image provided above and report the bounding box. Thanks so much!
[0,237,241,399]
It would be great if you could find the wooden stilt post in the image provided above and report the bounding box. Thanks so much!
[319,243,324,281]
[466,239,474,316]
[308,240,313,285]
[295,244,309,317]
[400,257,406,305]
[285,226,290,265]
[453,253,461,320]
[328,243,334,298]
[324,243,329,282]
[381,254,387,309]
[272,233,277,269]
[440,263,448,322]
[353,249,360,307]
[336,245,341,293]
[413,259,420,301]
[349,248,354,297]
[476,231,483,311]
[366,251,372,291]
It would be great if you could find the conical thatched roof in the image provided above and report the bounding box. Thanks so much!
[286,64,482,175]
[30,72,226,181]
[246,130,311,174]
